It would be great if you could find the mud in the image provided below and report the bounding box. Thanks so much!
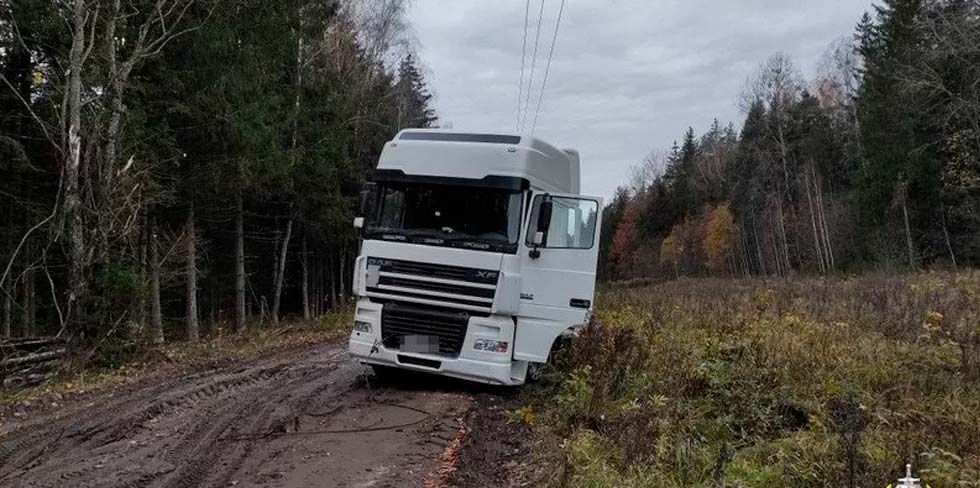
[0,342,480,488]
[447,393,533,488]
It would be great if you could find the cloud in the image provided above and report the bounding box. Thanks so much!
[408,0,875,198]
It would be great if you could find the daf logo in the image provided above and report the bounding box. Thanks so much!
[366,257,389,267]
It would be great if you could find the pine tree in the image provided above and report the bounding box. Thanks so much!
[856,0,940,267]
[396,54,437,129]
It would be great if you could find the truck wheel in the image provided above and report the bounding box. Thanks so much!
[527,362,546,383]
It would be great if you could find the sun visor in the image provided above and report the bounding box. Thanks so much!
[371,169,529,191]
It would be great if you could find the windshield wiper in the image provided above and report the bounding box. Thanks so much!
[370,228,510,250]
[404,229,451,241]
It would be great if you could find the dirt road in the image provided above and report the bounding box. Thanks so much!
[0,341,486,488]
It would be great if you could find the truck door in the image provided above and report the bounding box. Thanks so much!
[514,193,603,363]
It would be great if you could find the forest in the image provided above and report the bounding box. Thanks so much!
[0,0,436,345]
[599,0,980,282]
[0,1,979,486]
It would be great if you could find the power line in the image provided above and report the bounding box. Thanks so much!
[516,0,530,133]
[520,0,546,133]
[531,0,566,134]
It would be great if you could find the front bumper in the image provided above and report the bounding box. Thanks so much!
[348,298,527,386]
[348,338,525,385]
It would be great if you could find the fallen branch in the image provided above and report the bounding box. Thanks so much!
[0,349,67,369]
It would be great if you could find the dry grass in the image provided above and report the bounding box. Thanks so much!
[530,272,980,488]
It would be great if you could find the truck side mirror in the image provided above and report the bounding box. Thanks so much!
[537,198,553,234]
[355,183,377,237]
[532,231,544,246]
[529,197,552,259]
[359,182,378,217]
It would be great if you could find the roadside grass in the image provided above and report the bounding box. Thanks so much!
[0,307,352,411]
[525,272,980,488]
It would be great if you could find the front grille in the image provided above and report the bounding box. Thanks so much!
[381,303,469,356]
[366,257,498,312]
[380,276,496,299]
[370,258,499,284]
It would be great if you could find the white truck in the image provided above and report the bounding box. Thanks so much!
[348,130,602,385]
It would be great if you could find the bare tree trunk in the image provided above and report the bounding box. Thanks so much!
[128,219,146,339]
[272,225,280,299]
[803,170,826,273]
[777,122,790,191]
[259,296,268,324]
[2,209,12,336]
[234,189,246,333]
[301,233,310,320]
[271,219,293,327]
[312,253,320,317]
[1,288,10,337]
[768,208,783,277]
[338,245,346,302]
[739,225,752,277]
[901,196,915,270]
[319,254,327,314]
[1,285,10,337]
[101,0,127,201]
[774,195,791,273]
[64,0,88,326]
[209,287,217,326]
[328,253,337,310]
[136,218,148,335]
[21,243,35,337]
[752,215,767,277]
[185,202,199,341]
[810,173,836,272]
[309,253,316,318]
[812,166,834,272]
[317,253,330,315]
[940,204,957,271]
[149,217,163,344]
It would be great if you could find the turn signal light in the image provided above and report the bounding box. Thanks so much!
[473,339,509,353]
[353,320,372,333]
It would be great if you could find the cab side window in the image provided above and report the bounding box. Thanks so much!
[526,195,598,249]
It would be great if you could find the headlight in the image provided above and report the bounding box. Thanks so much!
[353,320,372,333]
[473,339,508,353]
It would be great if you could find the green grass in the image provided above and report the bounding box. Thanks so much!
[526,272,980,488]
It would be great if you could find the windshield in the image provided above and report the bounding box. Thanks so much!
[367,183,523,253]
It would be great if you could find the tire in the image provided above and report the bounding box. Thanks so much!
[526,362,546,383]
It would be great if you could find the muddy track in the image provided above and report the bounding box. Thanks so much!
[0,342,483,488]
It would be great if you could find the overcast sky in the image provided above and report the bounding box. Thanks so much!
[407,0,876,198]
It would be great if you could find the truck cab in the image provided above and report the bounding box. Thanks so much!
[348,130,602,385]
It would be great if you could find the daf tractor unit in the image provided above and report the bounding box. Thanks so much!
[348,130,602,385]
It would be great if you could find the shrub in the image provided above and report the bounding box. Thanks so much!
[533,272,980,488]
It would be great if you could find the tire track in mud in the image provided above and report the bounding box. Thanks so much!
[0,364,297,486]
[0,344,475,488]
[0,346,343,487]
[155,358,352,488]
[0,364,254,474]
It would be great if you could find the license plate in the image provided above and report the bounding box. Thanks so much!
[400,335,440,353]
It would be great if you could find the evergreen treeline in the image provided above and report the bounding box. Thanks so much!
[601,0,980,281]
[0,0,436,343]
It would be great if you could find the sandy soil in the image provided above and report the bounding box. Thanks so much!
[0,341,489,488]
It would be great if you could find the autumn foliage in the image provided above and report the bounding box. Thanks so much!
[703,203,736,274]
[609,201,641,277]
